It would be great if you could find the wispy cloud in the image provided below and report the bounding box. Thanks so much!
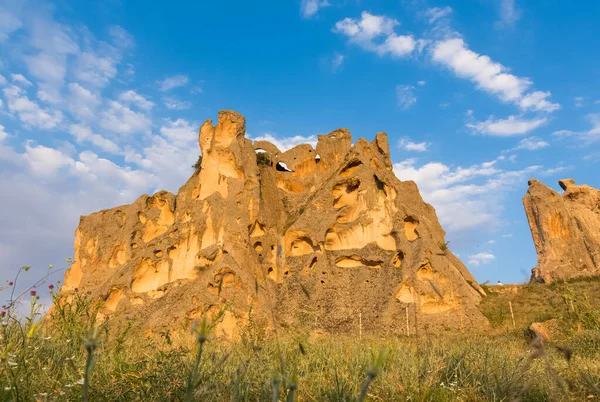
[424,6,452,24]
[0,9,23,42]
[553,113,600,143]
[331,53,345,72]
[159,74,189,92]
[514,136,549,151]
[11,73,33,87]
[162,96,192,110]
[468,252,495,266]
[468,115,548,136]
[496,0,521,28]
[300,0,330,18]
[396,85,417,109]
[398,138,430,152]
[119,90,155,110]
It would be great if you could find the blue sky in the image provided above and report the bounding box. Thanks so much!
[1,0,599,291]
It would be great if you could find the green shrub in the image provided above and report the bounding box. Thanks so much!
[256,152,271,167]
[192,155,202,171]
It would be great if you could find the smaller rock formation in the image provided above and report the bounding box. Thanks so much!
[523,178,600,282]
[529,319,560,341]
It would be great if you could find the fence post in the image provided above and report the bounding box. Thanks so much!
[509,301,515,328]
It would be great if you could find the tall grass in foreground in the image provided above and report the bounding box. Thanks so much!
[0,268,599,401]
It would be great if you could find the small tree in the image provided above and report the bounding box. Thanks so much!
[192,155,202,171]
[256,152,272,167]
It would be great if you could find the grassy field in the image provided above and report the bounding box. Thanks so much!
[1,271,599,401]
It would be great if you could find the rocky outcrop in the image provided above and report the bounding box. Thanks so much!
[523,178,600,283]
[60,110,487,339]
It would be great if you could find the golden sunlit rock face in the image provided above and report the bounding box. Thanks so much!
[524,178,600,283]
[61,110,487,339]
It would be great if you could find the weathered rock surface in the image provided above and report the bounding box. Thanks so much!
[524,178,600,283]
[60,110,487,339]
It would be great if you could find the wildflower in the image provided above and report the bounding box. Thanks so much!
[30,290,37,297]
[49,264,53,269]
[74,287,79,293]
[8,361,17,367]
[4,387,11,391]
[76,378,85,385]
[49,284,54,290]
[1,311,6,318]
[8,282,13,286]
[23,265,31,271]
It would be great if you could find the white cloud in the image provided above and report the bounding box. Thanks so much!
[574,96,584,108]
[431,38,559,112]
[99,100,152,135]
[159,119,197,145]
[301,0,330,18]
[22,14,79,90]
[488,240,496,244]
[0,74,6,85]
[396,85,417,109]
[11,74,33,87]
[108,25,135,50]
[251,133,318,152]
[24,53,69,89]
[119,90,155,110]
[69,124,120,154]
[393,158,541,233]
[3,85,63,129]
[398,138,430,152]
[0,9,22,42]
[518,91,560,113]
[553,113,600,143]
[468,252,495,266]
[333,12,421,58]
[496,0,521,28]
[468,115,547,136]
[0,125,8,142]
[23,142,74,177]
[424,6,453,24]
[0,99,3,109]
[417,80,426,86]
[159,75,189,92]
[162,96,192,110]
[542,165,572,176]
[331,53,345,72]
[514,136,549,151]
[73,52,118,88]
[67,83,100,121]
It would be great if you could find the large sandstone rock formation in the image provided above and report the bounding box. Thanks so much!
[60,110,487,338]
[524,178,600,283]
